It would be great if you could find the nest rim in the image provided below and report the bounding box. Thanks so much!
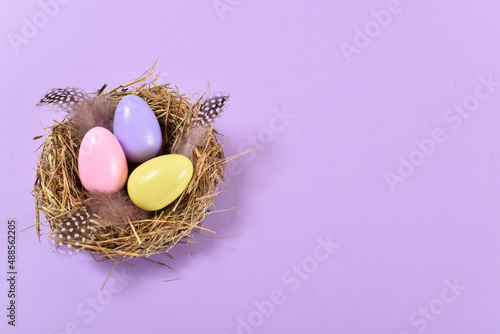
[33,78,226,261]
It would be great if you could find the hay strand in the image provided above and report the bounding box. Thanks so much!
[33,73,226,261]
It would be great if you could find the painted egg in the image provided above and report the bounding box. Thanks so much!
[113,95,163,163]
[78,127,128,193]
[127,154,194,211]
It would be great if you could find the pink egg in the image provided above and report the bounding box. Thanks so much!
[78,127,128,193]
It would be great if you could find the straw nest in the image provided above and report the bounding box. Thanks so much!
[33,75,226,262]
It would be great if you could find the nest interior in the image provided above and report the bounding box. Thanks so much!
[33,78,226,261]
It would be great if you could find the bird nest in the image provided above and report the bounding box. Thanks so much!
[33,74,227,262]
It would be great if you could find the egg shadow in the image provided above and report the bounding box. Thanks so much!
[86,129,251,284]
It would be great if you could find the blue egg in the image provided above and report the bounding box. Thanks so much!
[113,95,162,163]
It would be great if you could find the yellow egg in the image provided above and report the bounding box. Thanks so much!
[127,154,194,211]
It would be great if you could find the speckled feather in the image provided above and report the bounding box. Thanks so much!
[37,87,88,109]
[195,92,229,126]
[50,207,98,256]
[44,88,228,241]
[176,92,229,160]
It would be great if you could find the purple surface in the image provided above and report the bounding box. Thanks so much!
[1,1,500,333]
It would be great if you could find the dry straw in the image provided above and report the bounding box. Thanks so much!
[33,71,228,263]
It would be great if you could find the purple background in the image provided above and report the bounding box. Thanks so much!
[1,0,500,333]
